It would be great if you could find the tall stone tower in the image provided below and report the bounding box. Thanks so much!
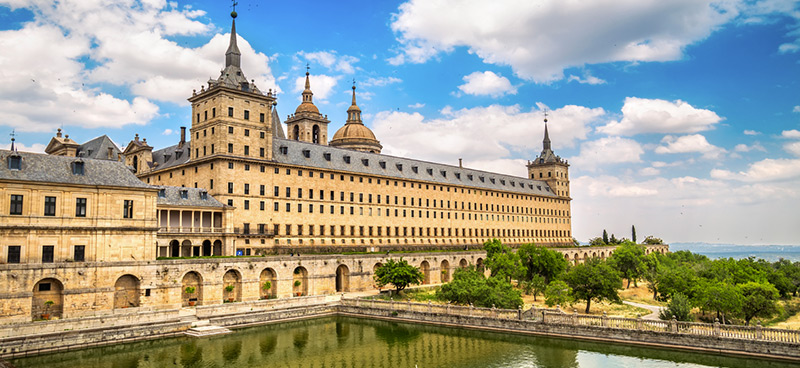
[187,10,277,162]
[527,117,570,198]
[329,83,382,153]
[285,69,330,144]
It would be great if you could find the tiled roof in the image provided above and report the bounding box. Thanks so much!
[154,185,224,208]
[150,142,191,171]
[0,150,151,189]
[271,138,558,197]
[78,135,121,161]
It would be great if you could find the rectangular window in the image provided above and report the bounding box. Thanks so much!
[228,107,234,117]
[244,200,250,210]
[260,185,265,196]
[75,198,87,217]
[123,200,134,218]
[274,202,279,211]
[260,148,265,157]
[244,184,250,195]
[260,113,265,123]
[44,196,56,216]
[74,245,85,262]
[7,246,20,264]
[228,143,233,153]
[244,111,250,120]
[228,182,234,194]
[212,108,216,117]
[274,186,280,196]
[244,146,249,155]
[42,245,54,263]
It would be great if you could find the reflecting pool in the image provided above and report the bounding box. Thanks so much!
[11,316,797,368]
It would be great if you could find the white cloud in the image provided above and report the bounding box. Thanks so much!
[569,137,644,171]
[743,129,761,135]
[567,72,606,85]
[162,128,173,135]
[299,51,359,74]
[782,129,800,139]
[408,102,425,109]
[640,167,661,176]
[372,103,604,173]
[711,158,800,182]
[362,77,402,87]
[293,74,339,102]
[0,141,46,153]
[655,134,726,159]
[793,106,800,113]
[785,142,800,157]
[457,71,517,97]
[734,142,766,153]
[599,97,723,136]
[389,0,745,83]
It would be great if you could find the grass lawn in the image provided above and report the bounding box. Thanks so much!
[617,282,666,307]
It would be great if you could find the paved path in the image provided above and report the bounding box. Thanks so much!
[623,300,663,320]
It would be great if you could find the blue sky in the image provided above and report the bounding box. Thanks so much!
[1,0,799,245]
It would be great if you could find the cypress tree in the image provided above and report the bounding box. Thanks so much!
[632,225,637,243]
[602,229,609,245]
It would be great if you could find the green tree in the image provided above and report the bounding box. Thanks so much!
[374,258,424,292]
[522,274,547,302]
[609,242,646,288]
[659,292,693,321]
[588,237,605,246]
[655,265,697,301]
[544,280,573,307]
[631,225,637,244]
[774,259,800,296]
[739,282,780,325]
[563,258,622,313]
[693,280,742,324]
[517,243,568,284]
[643,236,663,245]
[642,252,664,300]
[602,230,609,245]
[483,239,525,282]
[609,234,619,244]
[436,267,523,309]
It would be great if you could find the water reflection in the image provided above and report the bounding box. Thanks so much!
[11,316,799,368]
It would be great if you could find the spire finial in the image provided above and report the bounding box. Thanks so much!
[231,0,238,18]
[543,108,549,123]
[542,109,551,151]
[225,3,241,68]
[351,79,357,105]
[9,130,16,152]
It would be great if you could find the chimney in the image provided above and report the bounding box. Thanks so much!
[458,158,463,168]
[179,127,186,148]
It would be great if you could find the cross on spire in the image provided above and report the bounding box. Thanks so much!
[231,0,238,12]
[543,108,549,123]
[9,130,16,152]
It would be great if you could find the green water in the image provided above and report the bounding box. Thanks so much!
[11,316,797,368]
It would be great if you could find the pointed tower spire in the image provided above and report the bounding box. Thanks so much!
[302,64,313,103]
[225,10,241,68]
[542,109,551,151]
[346,80,362,124]
[9,130,16,152]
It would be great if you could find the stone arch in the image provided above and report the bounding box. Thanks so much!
[336,264,350,292]
[182,271,203,307]
[170,240,180,257]
[293,267,308,296]
[293,125,300,141]
[223,269,242,303]
[440,260,450,283]
[260,268,277,299]
[592,252,597,258]
[202,240,212,257]
[476,258,484,272]
[312,125,320,144]
[459,258,468,268]
[600,251,605,258]
[213,240,223,256]
[114,274,140,309]
[583,253,589,261]
[373,262,383,274]
[181,240,192,257]
[132,155,138,173]
[32,278,63,320]
[420,261,430,285]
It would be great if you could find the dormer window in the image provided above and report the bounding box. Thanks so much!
[279,146,288,155]
[302,149,311,158]
[467,174,473,181]
[440,170,447,177]
[175,150,183,159]
[411,166,418,173]
[362,159,369,166]
[500,179,505,185]
[180,190,188,199]
[379,161,386,169]
[426,168,433,175]
[323,152,331,161]
[455,173,461,179]
[8,155,21,170]
[479,176,485,182]
[511,181,516,187]
[537,185,542,190]
[343,155,351,164]
[72,161,85,175]
[158,189,166,198]
[200,191,208,200]
[490,178,496,184]
[396,163,403,171]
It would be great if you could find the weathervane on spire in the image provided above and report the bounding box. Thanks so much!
[230,0,238,18]
[306,63,310,75]
[543,108,549,123]
[352,78,356,88]
[9,129,16,152]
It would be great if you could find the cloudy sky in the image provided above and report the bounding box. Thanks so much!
[1,0,799,245]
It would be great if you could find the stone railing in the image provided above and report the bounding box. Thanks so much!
[341,298,800,345]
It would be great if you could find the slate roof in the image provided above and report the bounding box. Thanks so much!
[78,135,121,161]
[0,150,151,189]
[272,138,558,197]
[154,185,224,208]
[150,142,191,171]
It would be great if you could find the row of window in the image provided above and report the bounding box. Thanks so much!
[5,245,85,264]
[195,107,266,124]
[7,195,134,218]
[269,224,569,239]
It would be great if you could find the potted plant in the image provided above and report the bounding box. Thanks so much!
[41,300,54,320]
[225,285,235,302]
[184,286,196,306]
[294,280,302,296]
[261,281,272,300]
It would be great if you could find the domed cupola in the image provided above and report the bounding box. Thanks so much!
[329,82,382,154]
[285,67,330,144]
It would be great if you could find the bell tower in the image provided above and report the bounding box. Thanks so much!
[285,66,330,145]
[526,112,570,198]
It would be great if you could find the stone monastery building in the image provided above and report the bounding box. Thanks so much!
[0,13,605,324]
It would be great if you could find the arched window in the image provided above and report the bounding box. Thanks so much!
[312,125,320,144]
[293,125,300,141]
[132,156,138,173]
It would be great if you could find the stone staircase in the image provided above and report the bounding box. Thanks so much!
[180,307,232,338]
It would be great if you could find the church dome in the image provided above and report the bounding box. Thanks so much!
[295,101,319,114]
[331,123,377,141]
[328,83,382,153]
